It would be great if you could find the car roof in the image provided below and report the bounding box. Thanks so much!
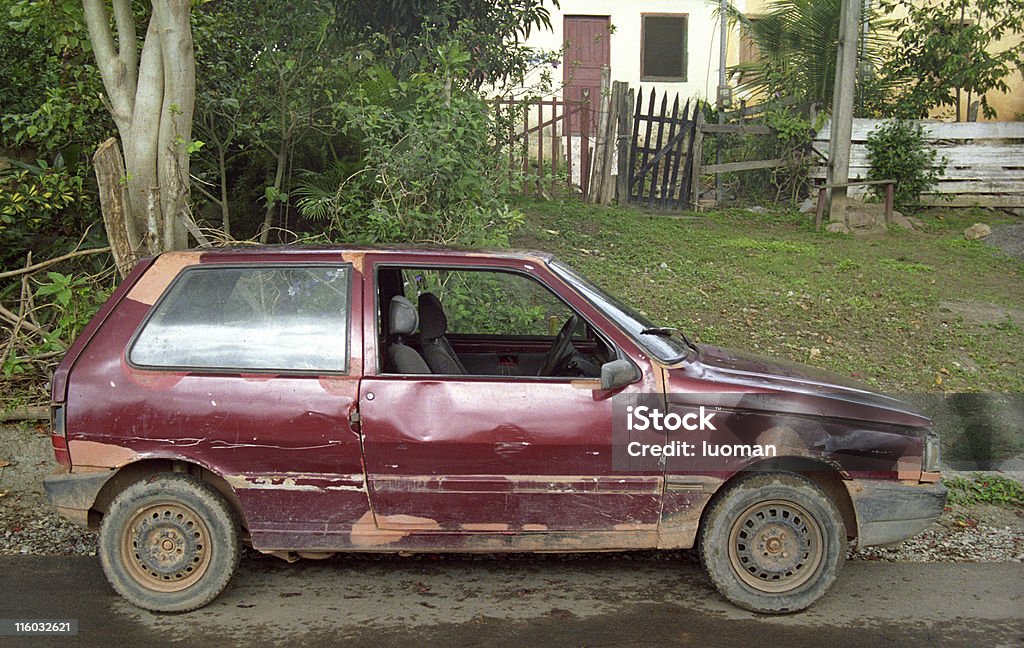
[166,244,556,263]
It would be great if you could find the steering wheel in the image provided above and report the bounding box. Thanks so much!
[538,315,579,377]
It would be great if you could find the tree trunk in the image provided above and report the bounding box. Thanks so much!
[93,138,140,278]
[83,0,195,255]
[259,144,289,244]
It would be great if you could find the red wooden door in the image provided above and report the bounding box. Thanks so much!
[563,15,610,135]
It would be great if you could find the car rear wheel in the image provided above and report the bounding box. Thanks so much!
[699,472,845,613]
[99,473,240,612]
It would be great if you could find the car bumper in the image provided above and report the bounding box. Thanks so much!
[43,468,115,528]
[845,478,947,548]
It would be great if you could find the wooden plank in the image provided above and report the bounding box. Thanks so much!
[648,91,668,207]
[669,98,692,208]
[816,118,1024,141]
[921,194,1024,207]
[627,89,642,200]
[923,180,1024,194]
[813,143,1024,169]
[689,108,705,208]
[703,158,786,173]
[700,123,774,135]
[658,95,680,209]
[617,86,633,206]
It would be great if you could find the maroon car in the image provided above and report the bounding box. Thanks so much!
[44,246,945,613]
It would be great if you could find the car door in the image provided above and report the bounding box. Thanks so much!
[357,254,663,534]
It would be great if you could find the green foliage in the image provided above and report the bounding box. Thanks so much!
[334,0,555,88]
[944,474,1024,507]
[876,0,1024,120]
[878,0,1024,120]
[297,50,524,246]
[403,268,561,336]
[0,157,87,260]
[729,0,889,111]
[865,120,946,210]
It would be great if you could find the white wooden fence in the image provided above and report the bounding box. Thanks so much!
[813,119,1024,207]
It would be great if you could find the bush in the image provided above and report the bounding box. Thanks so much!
[865,120,945,210]
[294,48,523,247]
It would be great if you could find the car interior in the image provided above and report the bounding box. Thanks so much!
[377,266,616,378]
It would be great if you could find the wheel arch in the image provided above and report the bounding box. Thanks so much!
[88,458,249,532]
[700,456,858,543]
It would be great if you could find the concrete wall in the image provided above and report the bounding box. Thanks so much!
[522,0,747,101]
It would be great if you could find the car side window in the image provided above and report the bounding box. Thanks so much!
[402,268,579,337]
[131,265,350,372]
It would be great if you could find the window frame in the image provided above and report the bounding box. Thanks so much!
[640,13,689,82]
[127,262,354,376]
[373,262,622,380]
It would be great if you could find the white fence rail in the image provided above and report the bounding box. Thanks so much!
[812,119,1024,207]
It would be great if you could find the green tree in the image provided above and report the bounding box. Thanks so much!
[334,0,556,88]
[730,0,889,111]
[878,0,1024,120]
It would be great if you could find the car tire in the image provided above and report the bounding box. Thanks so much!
[98,473,240,612]
[698,472,846,614]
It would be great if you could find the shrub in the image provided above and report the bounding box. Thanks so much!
[865,120,945,210]
[294,49,523,247]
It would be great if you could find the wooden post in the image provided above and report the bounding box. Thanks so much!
[93,137,141,278]
[884,182,894,224]
[588,66,611,203]
[689,108,705,209]
[616,86,633,206]
[826,0,862,223]
[600,80,623,205]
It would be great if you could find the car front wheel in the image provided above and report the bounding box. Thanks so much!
[699,472,846,613]
[98,473,240,612]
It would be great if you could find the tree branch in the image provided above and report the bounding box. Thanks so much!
[0,247,111,282]
[82,0,134,133]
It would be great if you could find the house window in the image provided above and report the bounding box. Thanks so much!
[641,14,687,81]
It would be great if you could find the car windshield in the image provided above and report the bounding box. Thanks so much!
[549,259,691,363]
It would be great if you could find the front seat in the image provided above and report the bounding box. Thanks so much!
[386,296,430,374]
[418,292,467,375]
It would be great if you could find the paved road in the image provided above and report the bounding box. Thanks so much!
[1,553,1022,647]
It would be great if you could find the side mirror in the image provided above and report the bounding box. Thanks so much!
[600,358,640,391]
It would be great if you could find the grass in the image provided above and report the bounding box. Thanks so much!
[943,474,1024,507]
[512,198,1024,393]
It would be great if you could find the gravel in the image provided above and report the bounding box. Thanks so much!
[2,424,1023,562]
[984,222,1024,262]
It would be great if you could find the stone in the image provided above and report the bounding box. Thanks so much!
[964,223,992,240]
[890,212,916,230]
[826,222,850,234]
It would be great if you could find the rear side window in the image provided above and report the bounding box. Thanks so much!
[130,265,350,372]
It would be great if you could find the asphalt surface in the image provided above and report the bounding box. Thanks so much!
[0,553,1022,647]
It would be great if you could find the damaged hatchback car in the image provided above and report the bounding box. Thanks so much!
[45,246,945,613]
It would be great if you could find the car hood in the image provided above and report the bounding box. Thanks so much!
[663,344,931,429]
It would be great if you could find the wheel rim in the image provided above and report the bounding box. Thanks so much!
[120,502,212,593]
[727,499,824,593]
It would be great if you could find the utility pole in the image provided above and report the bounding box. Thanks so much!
[826,0,861,224]
[715,0,729,204]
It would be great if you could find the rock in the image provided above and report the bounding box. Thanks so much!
[746,206,769,214]
[798,197,816,213]
[658,262,668,270]
[846,206,880,229]
[890,212,917,230]
[826,222,850,234]
[964,223,992,240]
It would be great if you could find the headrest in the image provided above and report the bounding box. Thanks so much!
[389,296,418,336]
[418,293,447,341]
